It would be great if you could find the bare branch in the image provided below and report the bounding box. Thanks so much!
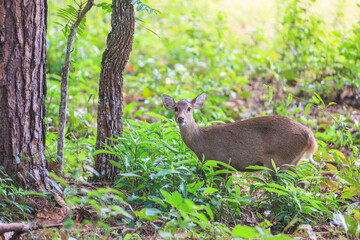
[0,222,62,235]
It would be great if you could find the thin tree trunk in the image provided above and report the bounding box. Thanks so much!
[94,0,135,181]
[56,0,94,173]
[0,0,49,190]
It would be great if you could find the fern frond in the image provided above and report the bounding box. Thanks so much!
[56,3,88,38]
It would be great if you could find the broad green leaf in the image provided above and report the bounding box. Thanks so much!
[143,86,152,98]
[145,208,162,216]
[111,205,133,219]
[304,103,312,117]
[338,175,360,190]
[203,187,218,195]
[271,159,277,172]
[155,169,178,177]
[92,149,114,155]
[187,181,204,193]
[173,159,198,166]
[196,212,210,227]
[205,205,214,221]
[263,186,289,196]
[159,140,180,153]
[203,160,237,171]
[109,188,126,199]
[148,196,167,208]
[108,159,124,169]
[160,189,174,206]
[232,225,260,238]
[134,209,157,221]
[344,215,358,237]
[340,186,360,199]
[268,86,273,102]
[313,92,325,108]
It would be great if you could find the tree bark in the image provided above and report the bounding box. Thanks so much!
[0,0,49,190]
[94,0,135,181]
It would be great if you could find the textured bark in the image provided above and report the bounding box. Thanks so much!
[57,0,94,172]
[94,0,135,181]
[0,0,49,190]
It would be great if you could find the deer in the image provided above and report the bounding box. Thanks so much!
[161,93,317,181]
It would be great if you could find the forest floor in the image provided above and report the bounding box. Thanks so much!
[18,79,360,240]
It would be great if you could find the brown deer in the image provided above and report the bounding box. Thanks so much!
[161,93,317,180]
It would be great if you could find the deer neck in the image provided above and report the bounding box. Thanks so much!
[178,120,203,151]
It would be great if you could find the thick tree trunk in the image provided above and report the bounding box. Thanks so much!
[0,0,49,190]
[94,0,135,181]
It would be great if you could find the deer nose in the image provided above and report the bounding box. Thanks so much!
[177,117,184,123]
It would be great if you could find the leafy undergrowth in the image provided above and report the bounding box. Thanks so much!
[2,92,360,239]
[15,103,360,239]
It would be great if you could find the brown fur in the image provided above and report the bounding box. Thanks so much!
[162,93,317,177]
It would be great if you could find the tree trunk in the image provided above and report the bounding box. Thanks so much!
[0,0,49,190]
[57,0,93,173]
[94,0,135,181]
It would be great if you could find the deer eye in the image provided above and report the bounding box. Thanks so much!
[187,107,191,112]
[174,107,178,111]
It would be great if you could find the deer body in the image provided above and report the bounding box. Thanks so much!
[162,93,317,175]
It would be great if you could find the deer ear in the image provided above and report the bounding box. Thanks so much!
[191,93,206,109]
[161,94,176,110]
